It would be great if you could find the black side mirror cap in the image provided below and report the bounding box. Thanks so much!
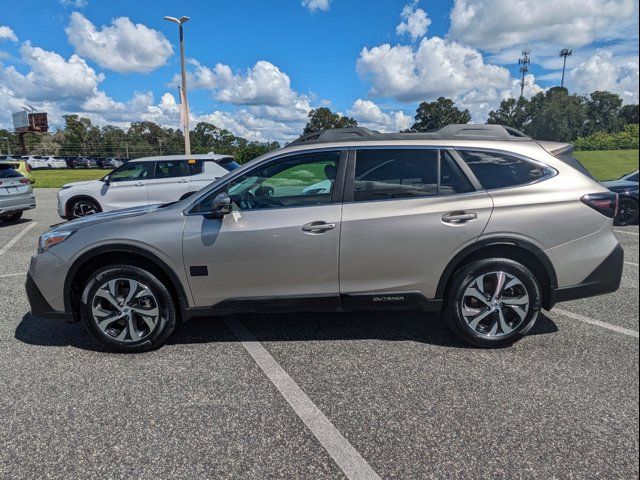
[204,192,231,219]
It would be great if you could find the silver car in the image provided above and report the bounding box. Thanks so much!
[0,165,36,222]
[26,125,624,352]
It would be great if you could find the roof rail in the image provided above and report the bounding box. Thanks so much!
[288,124,531,146]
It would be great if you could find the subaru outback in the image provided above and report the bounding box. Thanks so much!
[26,125,624,352]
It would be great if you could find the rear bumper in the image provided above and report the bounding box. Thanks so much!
[0,193,36,214]
[25,273,73,321]
[551,244,624,305]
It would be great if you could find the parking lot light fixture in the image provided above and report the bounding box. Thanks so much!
[164,15,191,156]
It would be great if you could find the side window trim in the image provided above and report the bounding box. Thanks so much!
[186,148,348,215]
[446,149,484,191]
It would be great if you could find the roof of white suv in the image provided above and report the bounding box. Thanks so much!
[130,154,234,162]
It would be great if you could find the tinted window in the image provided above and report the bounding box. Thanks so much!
[0,165,21,178]
[626,172,638,182]
[155,160,189,179]
[109,162,154,182]
[354,149,438,201]
[194,151,341,213]
[441,151,475,195]
[187,160,204,175]
[459,150,547,189]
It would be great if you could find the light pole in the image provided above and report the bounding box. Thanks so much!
[164,15,191,156]
[559,48,573,89]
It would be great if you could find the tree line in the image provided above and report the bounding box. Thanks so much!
[1,88,638,163]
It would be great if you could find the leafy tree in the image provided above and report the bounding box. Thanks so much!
[303,107,357,135]
[487,97,531,131]
[619,104,639,125]
[585,91,623,134]
[61,114,92,156]
[410,97,471,132]
[526,88,587,142]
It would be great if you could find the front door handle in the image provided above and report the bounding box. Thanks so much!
[134,182,145,187]
[179,178,189,183]
[302,221,336,233]
[442,212,477,224]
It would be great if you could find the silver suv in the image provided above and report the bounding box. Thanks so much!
[26,125,624,352]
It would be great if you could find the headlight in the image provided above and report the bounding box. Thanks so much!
[38,230,74,253]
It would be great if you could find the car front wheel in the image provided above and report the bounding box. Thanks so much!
[445,258,541,348]
[80,265,176,353]
[68,198,101,219]
[0,211,23,222]
[615,197,638,226]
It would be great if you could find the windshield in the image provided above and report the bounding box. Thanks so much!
[0,166,22,178]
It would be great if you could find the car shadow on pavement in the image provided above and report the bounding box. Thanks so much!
[15,310,559,352]
[0,218,31,229]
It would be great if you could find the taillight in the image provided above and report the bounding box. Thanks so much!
[26,163,32,172]
[19,178,30,184]
[581,192,618,218]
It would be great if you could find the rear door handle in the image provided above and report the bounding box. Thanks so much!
[302,221,336,233]
[442,212,477,223]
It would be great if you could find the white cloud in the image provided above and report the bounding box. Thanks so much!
[357,36,511,102]
[396,2,431,41]
[59,0,88,7]
[348,99,412,132]
[566,50,639,103]
[301,0,331,12]
[65,12,173,73]
[0,26,17,42]
[449,0,639,52]
[0,42,104,103]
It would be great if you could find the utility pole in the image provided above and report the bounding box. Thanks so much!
[559,48,573,88]
[164,15,191,156]
[518,50,531,98]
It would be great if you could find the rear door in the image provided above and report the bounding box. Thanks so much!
[339,147,493,303]
[146,160,191,204]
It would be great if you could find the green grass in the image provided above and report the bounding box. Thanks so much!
[28,150,640,188]
[575,149,639,181]
[32,169,107,188]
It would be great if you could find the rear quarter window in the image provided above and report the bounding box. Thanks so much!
[458,150,549,190]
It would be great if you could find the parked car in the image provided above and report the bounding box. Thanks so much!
[0,164,36,222]
[603,170,638,226]
[23,155,49,170]
[57,154,240,219]
[43,156,67,169]
[28,125,624,352]
[95,158,112,169]
[107,158,125,169]
[0,157,35,184]
[66,157,98,169]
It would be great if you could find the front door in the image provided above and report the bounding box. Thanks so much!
[99,161,153,211]
[339,148,493,301]
[182,150,345,308]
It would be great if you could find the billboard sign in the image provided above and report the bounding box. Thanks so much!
[12,111,29,131]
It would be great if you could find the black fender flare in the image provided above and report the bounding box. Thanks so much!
[435,237,558,308]
[64,244,190,314]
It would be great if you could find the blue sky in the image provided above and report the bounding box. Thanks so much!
[1,0,638,142]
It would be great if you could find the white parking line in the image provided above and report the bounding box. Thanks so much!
[625,261,639,266]
[552,307,639,339]
[615,230,639,236]
[0,222,38,256]
[0,272,27,278]
[226,317,381,480]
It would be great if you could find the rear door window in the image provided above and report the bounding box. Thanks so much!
[155,160,190,179]
[458,150,548,190]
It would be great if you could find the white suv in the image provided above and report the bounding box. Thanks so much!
[57,154,239,219]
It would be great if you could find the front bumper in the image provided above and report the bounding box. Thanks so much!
[25,273,73,321]
[551,244,624,305]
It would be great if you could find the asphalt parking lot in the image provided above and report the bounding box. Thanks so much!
[1,189,638,479]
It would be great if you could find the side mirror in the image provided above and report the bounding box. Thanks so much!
[103,175,110,185]
[205,192,231,219]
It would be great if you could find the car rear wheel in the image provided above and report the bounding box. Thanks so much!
[80,265,176,353]
[0,211,22,222]
[68,198,101,219]
[445,258,541,347]
[615,197,638,226]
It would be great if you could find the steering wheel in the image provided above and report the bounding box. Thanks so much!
[234,191,256,210]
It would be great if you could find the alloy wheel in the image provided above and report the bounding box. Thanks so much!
[617,198,638,225]
[91,278,160,343]
[72,201,98,218]
[460,271,530,338]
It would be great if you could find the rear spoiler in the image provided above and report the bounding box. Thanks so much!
[537,141,595,180]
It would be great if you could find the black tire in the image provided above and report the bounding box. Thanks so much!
[0,211,23,223]
[79,265,176,353]
[68,198,101,219]
[615,197,638,226]
[445,258,541,348]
